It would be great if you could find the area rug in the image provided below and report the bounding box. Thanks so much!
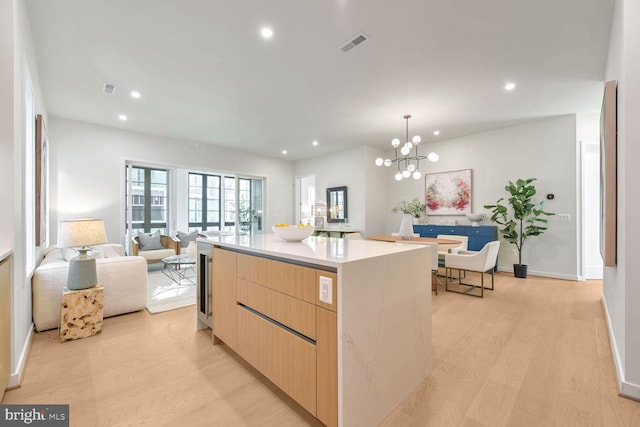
[146,267,196,314]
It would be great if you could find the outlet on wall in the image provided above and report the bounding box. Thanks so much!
[319,276,332,304]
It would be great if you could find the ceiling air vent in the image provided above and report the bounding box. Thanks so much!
[340,32,368,53]
[102,82,117,94]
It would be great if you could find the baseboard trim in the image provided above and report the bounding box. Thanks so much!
[496,266,579,281]
[7,324,34,390]
[600,295,640,401]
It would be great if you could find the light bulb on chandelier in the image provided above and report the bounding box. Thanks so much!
[374,114,439,181]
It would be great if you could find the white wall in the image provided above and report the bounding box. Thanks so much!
[602,0,640,400]
[6,0,49,388]
[294,146,369,233]
[0,1,14,250]
[48,117,295,246]
[374,116,579,279]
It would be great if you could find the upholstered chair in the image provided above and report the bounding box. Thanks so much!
[396,241,440,294]
[131,232,179,264]
[444,241,500,298]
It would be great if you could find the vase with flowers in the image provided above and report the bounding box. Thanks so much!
[392,198,427,237]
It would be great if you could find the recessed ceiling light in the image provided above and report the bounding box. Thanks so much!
[260,27,274,39]
[433,130,440,136]
[130,90,141,99]
[505,82,516,91]
[118,114,128,121]
[281,149,287,155]
[312,141,318,146]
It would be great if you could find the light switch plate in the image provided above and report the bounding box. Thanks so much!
[319,276,333,304]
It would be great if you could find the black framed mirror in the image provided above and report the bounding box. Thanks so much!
[326,186,347,223]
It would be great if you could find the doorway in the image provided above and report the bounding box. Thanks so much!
[582,142,603,279]
[295,175,315,225]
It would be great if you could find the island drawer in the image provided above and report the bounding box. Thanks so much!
[236,304,317,416]
[237,253,316,304]
[237,278,316,340]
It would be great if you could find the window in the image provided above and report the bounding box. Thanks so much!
[126,166,169,235]
[188,173,221,231]
[188,173,263,234]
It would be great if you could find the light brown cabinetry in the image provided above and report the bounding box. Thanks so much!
[212,248,236,349]
[0,254,12,402]
[316,307,337,427]
[236,306,317,414]
[213,247,338,425]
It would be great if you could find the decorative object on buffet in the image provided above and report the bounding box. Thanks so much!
[392,198,427,224]
[272,224,314,241]
[57,218,107,290]
[375,114,439,181]
[425,169,472,215]
[484,178,554,278]
[397,214,415,238]
[466,213,486,226]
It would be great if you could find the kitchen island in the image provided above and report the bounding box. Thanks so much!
[197,234,432,427]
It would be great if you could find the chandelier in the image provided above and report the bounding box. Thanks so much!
[375,114,439,181]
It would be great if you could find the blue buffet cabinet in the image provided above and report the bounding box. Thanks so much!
[413,225,498,251]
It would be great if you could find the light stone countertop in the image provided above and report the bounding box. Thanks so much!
[198,233,423,268]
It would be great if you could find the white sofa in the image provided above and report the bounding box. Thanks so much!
[32,244,148,332]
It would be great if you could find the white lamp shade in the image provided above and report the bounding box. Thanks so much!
[58,218,107,248]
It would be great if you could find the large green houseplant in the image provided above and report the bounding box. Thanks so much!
[484,178,554,278]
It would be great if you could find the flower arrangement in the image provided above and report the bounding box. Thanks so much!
[392,198,427,219]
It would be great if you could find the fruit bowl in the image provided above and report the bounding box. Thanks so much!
[272,225,314,241]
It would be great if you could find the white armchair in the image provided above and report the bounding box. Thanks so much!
[444,241,500,298]
[396,241,440,295]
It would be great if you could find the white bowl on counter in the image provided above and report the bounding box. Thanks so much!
[272,225,315,241]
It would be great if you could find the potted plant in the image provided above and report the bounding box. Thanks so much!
[392,198,427,237]
[392,198,427,222]
[484,178,554,278]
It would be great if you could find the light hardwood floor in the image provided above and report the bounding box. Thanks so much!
[4,273,640,426]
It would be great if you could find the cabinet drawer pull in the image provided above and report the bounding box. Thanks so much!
[238,303,316,345]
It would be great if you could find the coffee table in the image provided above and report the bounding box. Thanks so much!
[161,254,196,286]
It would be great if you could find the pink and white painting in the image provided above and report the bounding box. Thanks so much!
[425,169,472,215]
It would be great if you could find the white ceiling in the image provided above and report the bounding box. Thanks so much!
[26,0,614,161]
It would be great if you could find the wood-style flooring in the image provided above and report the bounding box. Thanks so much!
[4,273,640,426]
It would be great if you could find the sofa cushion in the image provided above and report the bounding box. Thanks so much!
[177,230,198,248]
[138,231,163,250]
[99,245,121,258]
[137,248,175,262]
[60,247,79,262]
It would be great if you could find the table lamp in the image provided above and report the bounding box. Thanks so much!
[58,218,107,290]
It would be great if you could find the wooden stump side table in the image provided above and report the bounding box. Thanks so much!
[60,285,104,342]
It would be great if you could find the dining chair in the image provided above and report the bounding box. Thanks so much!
[396,241,440,294]
[444,241,500,298]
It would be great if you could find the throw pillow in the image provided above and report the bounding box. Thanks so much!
[177,230,198,248]
[60,247,79,262]
[100,245,121,258]
[137,231,163,251]
[87,248,104,259]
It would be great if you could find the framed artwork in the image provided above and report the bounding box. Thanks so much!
[600,80,617,267]
[425,169,472,215]
[35,114,48,247]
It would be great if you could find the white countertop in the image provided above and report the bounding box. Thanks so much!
[198,233,423,268]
